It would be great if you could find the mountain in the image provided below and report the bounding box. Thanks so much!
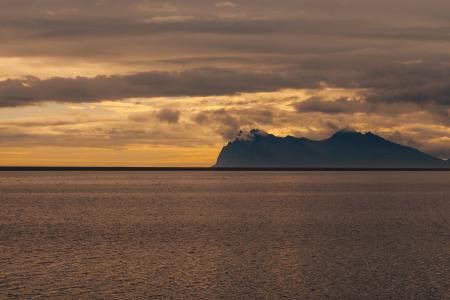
[214,129,447,168]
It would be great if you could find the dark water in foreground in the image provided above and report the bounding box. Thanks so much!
[0,171,449,299]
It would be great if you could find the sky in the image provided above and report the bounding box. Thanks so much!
[0,0,449,166]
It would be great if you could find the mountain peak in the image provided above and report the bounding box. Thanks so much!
[329,130,388,143]
[234,129,271,141]
[330,129,361,138]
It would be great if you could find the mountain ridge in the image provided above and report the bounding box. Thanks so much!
[214,129,447,168]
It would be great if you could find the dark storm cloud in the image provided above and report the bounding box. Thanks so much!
[2,62,450,111]
[0,68,321,107]
[358,63,450,111]
[366,84,450,106]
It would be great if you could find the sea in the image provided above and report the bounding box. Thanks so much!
[0,171,449,299]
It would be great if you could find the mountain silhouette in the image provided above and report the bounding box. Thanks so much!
[214,129,447,168]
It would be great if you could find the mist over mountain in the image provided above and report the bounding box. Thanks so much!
[214,129,447,168]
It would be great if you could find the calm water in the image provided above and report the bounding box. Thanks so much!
[0,171,449,299]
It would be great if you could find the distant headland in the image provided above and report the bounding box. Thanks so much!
[214,129,449,168]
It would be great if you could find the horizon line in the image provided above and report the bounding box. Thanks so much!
[0,167,449,171]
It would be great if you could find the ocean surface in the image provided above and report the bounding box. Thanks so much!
[0,171,449,299]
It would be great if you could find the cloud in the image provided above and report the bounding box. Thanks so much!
[129,108,181,124]
[425,140,450,159]
[2,60,450,112]
[192,112,210,125]
[216,2,236,8]
[366,84,450,106]
[128,111,154,122]
[213,110,240,140]
[192,109,240,139]
[0,68,317,107]
[294,97,368,114]
[156,108,181,124]
[142,15,196,24]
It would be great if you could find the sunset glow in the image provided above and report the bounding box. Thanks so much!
[1,0,449,165]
